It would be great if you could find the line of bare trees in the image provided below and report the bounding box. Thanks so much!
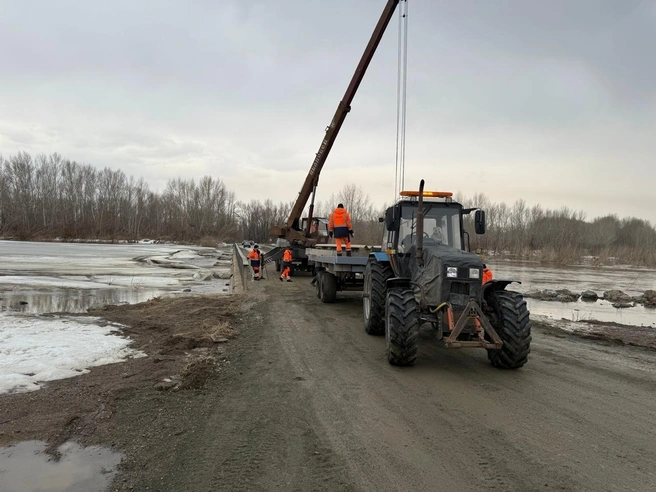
[458,193,656,266]
[2,151,655,265]
[0,152,240,242]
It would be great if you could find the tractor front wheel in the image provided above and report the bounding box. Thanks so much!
[363,259,393,335]
[385,289,419,366]
[486,290,531,369]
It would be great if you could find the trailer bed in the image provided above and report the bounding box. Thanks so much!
[305,246,370,273]
[306,246,376,303]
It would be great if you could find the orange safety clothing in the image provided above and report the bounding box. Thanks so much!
[335,237,351,255]
[483,266,493,284]
[280,266,291,281]
[248,248,262,278]
[283,249,293,263]
[328,207,353,239]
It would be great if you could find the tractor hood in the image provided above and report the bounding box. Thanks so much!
[408,244,484,308]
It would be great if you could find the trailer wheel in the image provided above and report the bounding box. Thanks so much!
[363,259,393,335]
[486,290,531,369]
[319,272,337,303]
[315,272,322,299]
[385,289,419,366]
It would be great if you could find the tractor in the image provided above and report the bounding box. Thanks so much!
[363,180,531,368]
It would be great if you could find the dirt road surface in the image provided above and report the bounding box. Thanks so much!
[139,272,656,492]
[3,265,655,492]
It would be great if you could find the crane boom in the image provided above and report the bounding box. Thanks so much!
[281,0,400,235]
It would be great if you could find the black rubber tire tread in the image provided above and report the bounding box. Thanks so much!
[315,272,322,299]
[486,290,532,369]
[385,289,419,367]
[363,260,393,335]
[319,272,337,303]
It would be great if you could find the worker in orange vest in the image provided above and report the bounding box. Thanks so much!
[483,264,493,284]
[280,247,293,282]
[328,203,353,256]
[248,244,263,280]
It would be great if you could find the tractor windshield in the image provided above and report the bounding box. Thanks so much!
[398,204,462,253]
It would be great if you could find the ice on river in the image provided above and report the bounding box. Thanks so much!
[0,313,144,394]
[0,240,232,394]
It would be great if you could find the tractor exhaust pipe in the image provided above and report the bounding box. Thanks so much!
[416,179,425,267]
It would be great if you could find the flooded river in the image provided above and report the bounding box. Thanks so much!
[1,241,653,327]
[488,259,656,327]
[0,240,232,314]
[0,240,233,395]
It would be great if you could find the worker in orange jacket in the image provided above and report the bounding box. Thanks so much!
[248,244,263,280]
[483,264,493,284]
[328,203,353,256]
[280,247,293,282]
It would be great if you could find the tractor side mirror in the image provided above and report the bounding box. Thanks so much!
[474,209,486,234]
[385,207,398,231]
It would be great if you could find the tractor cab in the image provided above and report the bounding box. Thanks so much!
[301,216,330,239]
[382,190,487,255]
[383,191,464,255]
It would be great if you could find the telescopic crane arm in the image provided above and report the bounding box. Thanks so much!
[277,0,401,239]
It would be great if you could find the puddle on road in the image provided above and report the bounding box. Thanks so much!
[0,440,122,492]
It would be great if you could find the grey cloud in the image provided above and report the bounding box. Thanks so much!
[0,0,654,223]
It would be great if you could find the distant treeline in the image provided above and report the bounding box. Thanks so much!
[0,152,240,242]
[1,152,655,266]
[458,192,656,266]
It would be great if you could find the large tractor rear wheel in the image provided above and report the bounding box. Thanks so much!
[385,289,419,366]
[363,259,393,335]
[486,290,531,369]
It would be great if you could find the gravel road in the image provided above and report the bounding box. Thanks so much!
[150,273,656,492]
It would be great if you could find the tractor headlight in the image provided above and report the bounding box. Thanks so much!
[446,266,458,278]
[469,268,480,279]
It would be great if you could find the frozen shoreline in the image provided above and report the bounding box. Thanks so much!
[0,241,233,394]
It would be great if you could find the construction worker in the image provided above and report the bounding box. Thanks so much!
[248,244,263,280]
[280,247,293,282]
[483,264,493,284]
[328,203,353,256]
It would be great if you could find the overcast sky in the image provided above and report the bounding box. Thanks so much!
[1,0,654,223]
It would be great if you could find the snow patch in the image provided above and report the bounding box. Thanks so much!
[0,313,145,394]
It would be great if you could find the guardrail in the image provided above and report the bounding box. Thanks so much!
[233,243,250,291]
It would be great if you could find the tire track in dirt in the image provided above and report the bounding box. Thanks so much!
[261,276,656,492]
[124,273,656,491]
[152,295,355,492]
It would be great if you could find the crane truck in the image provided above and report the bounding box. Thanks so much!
[265,0,402,273]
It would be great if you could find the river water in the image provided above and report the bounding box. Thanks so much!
[0,240,233,395]
[488,259,656,327]
[0,240,232,314]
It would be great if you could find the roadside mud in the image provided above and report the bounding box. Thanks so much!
[535,317,656,351]
[0,294,244,459]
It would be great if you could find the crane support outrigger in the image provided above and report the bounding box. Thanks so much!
[270,0,401,247]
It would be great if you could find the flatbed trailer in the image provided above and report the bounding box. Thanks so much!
[306,245,372,303]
